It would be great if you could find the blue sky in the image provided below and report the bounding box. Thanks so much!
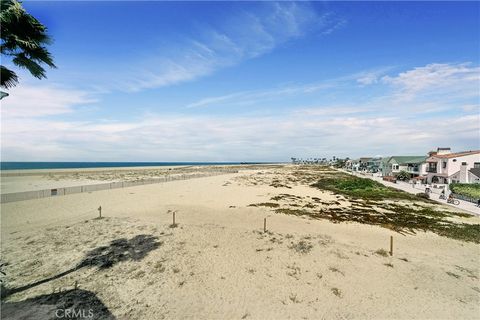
[2,1,479,161]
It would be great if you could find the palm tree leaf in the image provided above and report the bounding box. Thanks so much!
[0,66,19,89]
[12,53,46,79]
[23,45,56,68]
[0,0,55,84]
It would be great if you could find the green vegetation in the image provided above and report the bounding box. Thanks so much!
[274,203,479,243]
[1,0,56,96]
[246,167,480,243]
[374,249,389,257]
[248,202,280,208]
[331,287,342,297]
[450,183,480,199]
[311,173,421,201]
[288,240,313,254]
[395,170,411,181]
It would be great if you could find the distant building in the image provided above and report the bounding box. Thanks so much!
[358,157,372,171]
[366,157,386,174]
[426,148,480,184]
[383,156,427,177]
[291,157,329,165]
[345,159,360,171]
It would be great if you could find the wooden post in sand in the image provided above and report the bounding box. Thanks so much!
[173,211,176,225]
[390,236,393,256]
[264,218,267,233]
[98,206,102,218]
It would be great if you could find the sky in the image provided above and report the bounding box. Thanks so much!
[1,1,479,162]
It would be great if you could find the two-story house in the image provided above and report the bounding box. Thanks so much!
[358,157,372,172]
[425,148,480,184]
[345,159,360,172]
[383,156,427,178]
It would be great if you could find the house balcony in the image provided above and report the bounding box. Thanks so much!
[426,168,437,173]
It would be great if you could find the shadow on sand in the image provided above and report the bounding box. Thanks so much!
[1,288,116,320]
[2,234,161,298]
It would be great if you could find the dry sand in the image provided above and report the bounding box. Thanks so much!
[1,166,479,319]
[0,164,278,194]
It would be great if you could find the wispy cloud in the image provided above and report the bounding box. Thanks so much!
[186,82,334,109]
[107,2,344,92]
[1,84,96,118]
[356,67,393,86]
[186,62,480,112]
[2,109,477,161]
[2,62,478,161]
[381,62,480,101]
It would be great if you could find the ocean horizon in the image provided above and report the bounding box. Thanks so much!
[0,161,275,170]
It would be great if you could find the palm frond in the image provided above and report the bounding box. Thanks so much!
[22,45,56,68]
[0,66,19,89]
[12,53,46,79]
[0,0,55,84]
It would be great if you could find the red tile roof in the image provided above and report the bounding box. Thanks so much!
[430,150,480,159]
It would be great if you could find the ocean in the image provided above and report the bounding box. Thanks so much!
[0,162,267,170]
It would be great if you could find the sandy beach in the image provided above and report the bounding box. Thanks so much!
[0,165,271,194]
[1,165,479,319]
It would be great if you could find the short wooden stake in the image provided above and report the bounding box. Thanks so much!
[389,236,393,256]
[74,281,78,290]
[264,218,267,233]
[173,211,176,225]
[98,206,102,218]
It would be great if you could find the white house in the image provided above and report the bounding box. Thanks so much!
[425,148,480,184]
[345,159,360,172]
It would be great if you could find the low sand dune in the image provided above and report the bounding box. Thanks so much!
[1,166,479,319]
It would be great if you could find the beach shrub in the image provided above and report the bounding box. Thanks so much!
[374,249,389,257]
[416,192,430,200]
[263,168,480,243]
[450,183,480,199]
[395,170,411,181]
[311,174,419,201]
[248,202,280,208]
[288,240,313,254]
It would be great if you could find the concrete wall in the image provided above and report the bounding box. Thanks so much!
[0,170,237,204]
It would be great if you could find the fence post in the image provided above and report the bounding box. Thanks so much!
[389,236,393,256]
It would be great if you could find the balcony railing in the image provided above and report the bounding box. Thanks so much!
[426,168,437,173]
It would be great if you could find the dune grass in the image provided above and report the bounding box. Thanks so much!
[311,173,428,202]
[265,168,480,243]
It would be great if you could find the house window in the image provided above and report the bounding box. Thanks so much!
[427,163,437,173]
[474,162,480,168]
[392,164,399,170]
[442,162,447,169]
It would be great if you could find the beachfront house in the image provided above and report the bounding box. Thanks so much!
[366,157,388,174]
[358,157,372,172]
[425,148,480,184]
[345,159,360,172]
[383,156,427,178]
